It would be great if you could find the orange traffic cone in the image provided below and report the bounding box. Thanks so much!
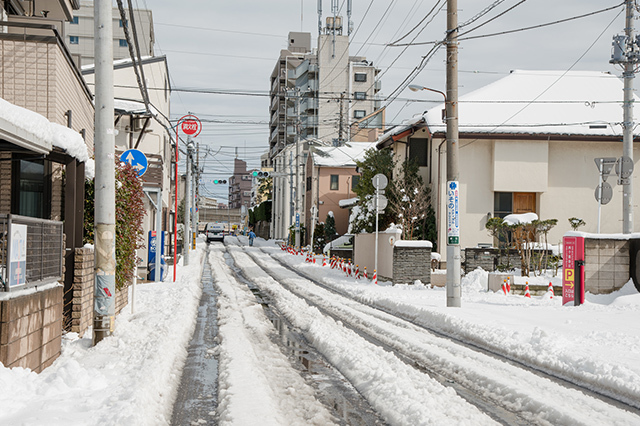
[548,282,554,298]
[524,282,531,298]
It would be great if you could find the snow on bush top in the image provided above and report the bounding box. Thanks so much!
[503,212,538,225]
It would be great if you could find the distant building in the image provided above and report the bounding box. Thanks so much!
[64,0,154,68]
[269,11,383,240]
[229,158,252,209]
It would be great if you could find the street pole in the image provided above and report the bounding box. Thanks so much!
[446,0,461,307]
[93,0,116,344]
[295,89,301,249]
[184,137,192,266]
[622,0,635,234]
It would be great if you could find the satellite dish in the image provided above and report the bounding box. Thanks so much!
[389,236,396,246]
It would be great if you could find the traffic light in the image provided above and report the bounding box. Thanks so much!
[213,179,227,184]
[252,171,270,178]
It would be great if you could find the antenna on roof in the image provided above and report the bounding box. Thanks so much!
[317,0,322,36]
[347,0,353,35]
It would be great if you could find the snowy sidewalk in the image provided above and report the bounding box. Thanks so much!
[0,243,207,425]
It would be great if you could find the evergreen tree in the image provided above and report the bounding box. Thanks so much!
[351,148,395,234]
[324,213,337,242]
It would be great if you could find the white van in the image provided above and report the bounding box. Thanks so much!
[205,223,225,243]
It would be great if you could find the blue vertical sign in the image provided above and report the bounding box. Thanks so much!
[148,231,166,280]
[447,181,459,245]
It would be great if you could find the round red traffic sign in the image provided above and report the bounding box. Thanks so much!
[181,119,200,136]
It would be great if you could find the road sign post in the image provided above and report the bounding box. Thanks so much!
[173,114,201,282]
[372,173,388,281]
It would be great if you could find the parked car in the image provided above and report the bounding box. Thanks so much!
[205,222,225,243]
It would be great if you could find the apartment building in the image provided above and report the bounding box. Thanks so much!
[229,158,252,209]
[269,16,382,241]
[64,0,154,67]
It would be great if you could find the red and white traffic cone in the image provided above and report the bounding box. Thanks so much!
[548,282,554,298]
[348,262,352,277]
[524,281,531,298]
[313,255,316,264]
[363,267,368,280]
[372,269,378,285]
[506,277,511,293]
[502,280,508,295]
[322,256,327,267]
[355,265,360,279]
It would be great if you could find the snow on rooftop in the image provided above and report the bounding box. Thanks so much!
[313,142,376,167]
[424,70,635,137]
[0,97,90,166]
[114,99,159,117]
[377,114,425,144]
[339,197,358,208]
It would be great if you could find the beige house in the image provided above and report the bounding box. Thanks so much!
[0,0,96,371]
[378,70,640,260]
[82,56,172,274]
[305,142,375,242]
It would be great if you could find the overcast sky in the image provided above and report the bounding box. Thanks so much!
[141,0,626,202]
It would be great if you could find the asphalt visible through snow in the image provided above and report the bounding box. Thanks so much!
[171,257,219,426]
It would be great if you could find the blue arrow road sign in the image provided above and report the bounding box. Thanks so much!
[120,149,148,176]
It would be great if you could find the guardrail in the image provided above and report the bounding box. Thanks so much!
[0,214,64,291]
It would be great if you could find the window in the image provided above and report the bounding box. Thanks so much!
[330,175,339,190]
[351,175,360,190]
[69,36,79,44]
[354,110,366,119]
[494,192,513,219]
[119,19,127,28]
[119,39,128,47]
[306,176,312,192]
[408,138,428,167]
[354,73,367,82]
[354,91,366,100]
[71,16,79,24]
[12,158,51,219]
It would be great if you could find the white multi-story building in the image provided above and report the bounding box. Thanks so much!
[64,0,154,67]
[269,15,383,241]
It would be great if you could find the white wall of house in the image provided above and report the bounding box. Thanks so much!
[429,136,640,260]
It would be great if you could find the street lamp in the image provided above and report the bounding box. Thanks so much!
[409,82,461,308]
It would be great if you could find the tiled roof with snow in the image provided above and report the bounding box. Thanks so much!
[312,142,376,167]
[424,70,636,137]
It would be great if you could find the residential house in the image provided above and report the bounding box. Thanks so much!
[0,0,95,371]
[82,56,173,276]
[377,70,640,260]
[305,142,375,243]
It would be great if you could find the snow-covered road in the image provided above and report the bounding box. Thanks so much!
[224,238,640,425]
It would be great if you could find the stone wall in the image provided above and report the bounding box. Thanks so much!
[584,239,629,294]
[0,285,63,372]
[393,245,431,285]
[463,248,521,273]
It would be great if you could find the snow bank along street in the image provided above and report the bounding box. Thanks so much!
[1,237,640,425]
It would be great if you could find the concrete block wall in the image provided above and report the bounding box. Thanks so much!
[393,246,431,285]
[0,285,63,372]
[71,247,94,336]
[70,246,129,336]
[584,239,629,294]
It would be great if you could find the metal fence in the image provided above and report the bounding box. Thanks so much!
[0,214,64,291]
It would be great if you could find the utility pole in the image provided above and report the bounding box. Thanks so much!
[338,93,345,143]
[623,0,635,234]
[446,0,461,307]
[93,0,116,344]
[295,89,301,249]
[184,137,193,266]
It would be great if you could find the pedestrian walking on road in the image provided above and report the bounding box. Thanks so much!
[248,230,256,246]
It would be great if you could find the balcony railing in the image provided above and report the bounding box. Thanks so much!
[0,214,64,292]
